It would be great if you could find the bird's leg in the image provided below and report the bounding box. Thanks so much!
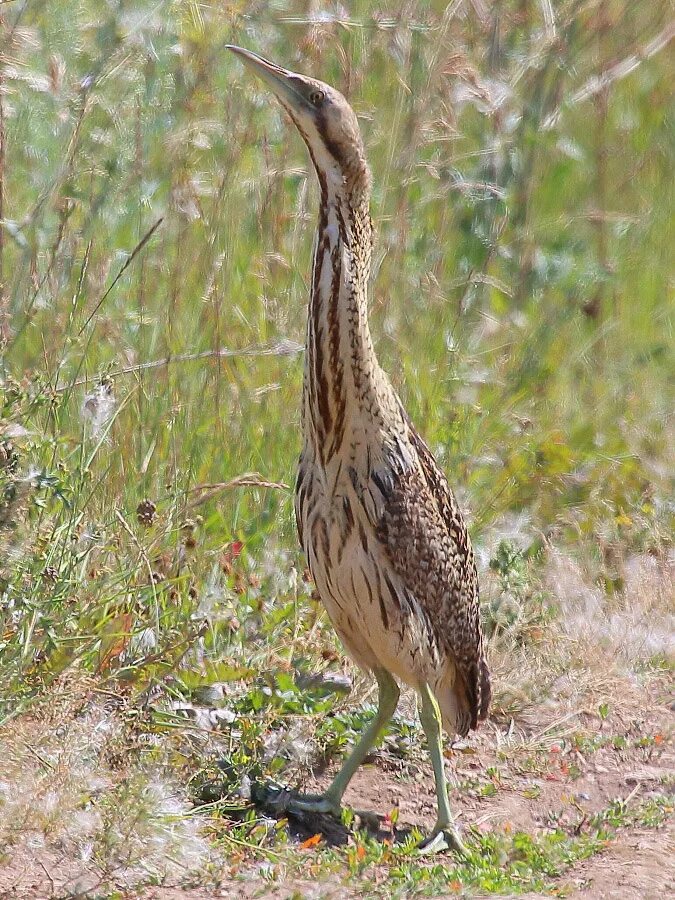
[417,682,467,856]
[288,668,400,817]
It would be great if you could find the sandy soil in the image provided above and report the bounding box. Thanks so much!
[1,683,672,899]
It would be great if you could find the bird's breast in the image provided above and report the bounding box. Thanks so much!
[294,454,445,685]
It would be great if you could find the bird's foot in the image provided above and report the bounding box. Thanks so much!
[252,781,342,819]
[286,792,342,818]
[417,822,467,856]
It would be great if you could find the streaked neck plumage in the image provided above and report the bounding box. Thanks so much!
[303,159,388,465]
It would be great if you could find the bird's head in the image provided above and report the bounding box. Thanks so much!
[227,46,370,196]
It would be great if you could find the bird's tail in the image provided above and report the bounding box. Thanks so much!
[435,656,491,738]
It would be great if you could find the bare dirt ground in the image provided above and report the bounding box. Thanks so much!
[1,677,671,899]
[303,682,674,899]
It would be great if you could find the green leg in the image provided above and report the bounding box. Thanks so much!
[417,682,466,855]
[289,668,400,816]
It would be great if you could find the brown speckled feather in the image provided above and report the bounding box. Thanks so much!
[374,415,491,734]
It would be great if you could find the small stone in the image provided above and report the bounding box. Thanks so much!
[295,671,352,695]
[194,684,226,706]
[211,708,237,726]
[238,774,252,800]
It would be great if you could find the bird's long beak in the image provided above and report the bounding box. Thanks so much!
[226,45,308,112]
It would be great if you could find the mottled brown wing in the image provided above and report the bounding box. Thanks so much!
[373,423,491,731]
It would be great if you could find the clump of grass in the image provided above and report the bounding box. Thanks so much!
[546,548,675,669]
[0,684,213,892]
[482,540,673,726]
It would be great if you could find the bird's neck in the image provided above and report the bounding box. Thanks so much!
[303,176,382,464]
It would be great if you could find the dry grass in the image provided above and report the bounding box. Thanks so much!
[488,549,673,725]
[0,680,213,894]
[547,550,674,668]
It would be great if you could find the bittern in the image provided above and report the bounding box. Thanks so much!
[228,46,491,854]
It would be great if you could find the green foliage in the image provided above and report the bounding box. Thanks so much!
[318,818,611,895]
[484,540,553,641]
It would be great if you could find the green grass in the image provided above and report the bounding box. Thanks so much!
[196,793,671,897]
[0,0,673,893]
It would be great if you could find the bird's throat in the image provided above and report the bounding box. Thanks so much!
[303,180,377,465]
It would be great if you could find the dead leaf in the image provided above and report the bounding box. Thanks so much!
[300,833,322,849]
[96,611,133,674]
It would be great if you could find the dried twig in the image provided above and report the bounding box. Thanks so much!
[55,338,304,392]
[37,861,55,895]
[114,507,156,587]
[187,473,290,508]
[529,709,589,743]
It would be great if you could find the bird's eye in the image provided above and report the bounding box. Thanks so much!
[308,89,325,107]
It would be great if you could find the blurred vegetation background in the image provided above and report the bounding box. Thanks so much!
[0,0,672,711]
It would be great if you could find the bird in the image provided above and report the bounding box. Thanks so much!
[227,45,491,854]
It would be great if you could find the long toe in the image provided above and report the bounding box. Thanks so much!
[287,794,342,818]
[418,826,467,857]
